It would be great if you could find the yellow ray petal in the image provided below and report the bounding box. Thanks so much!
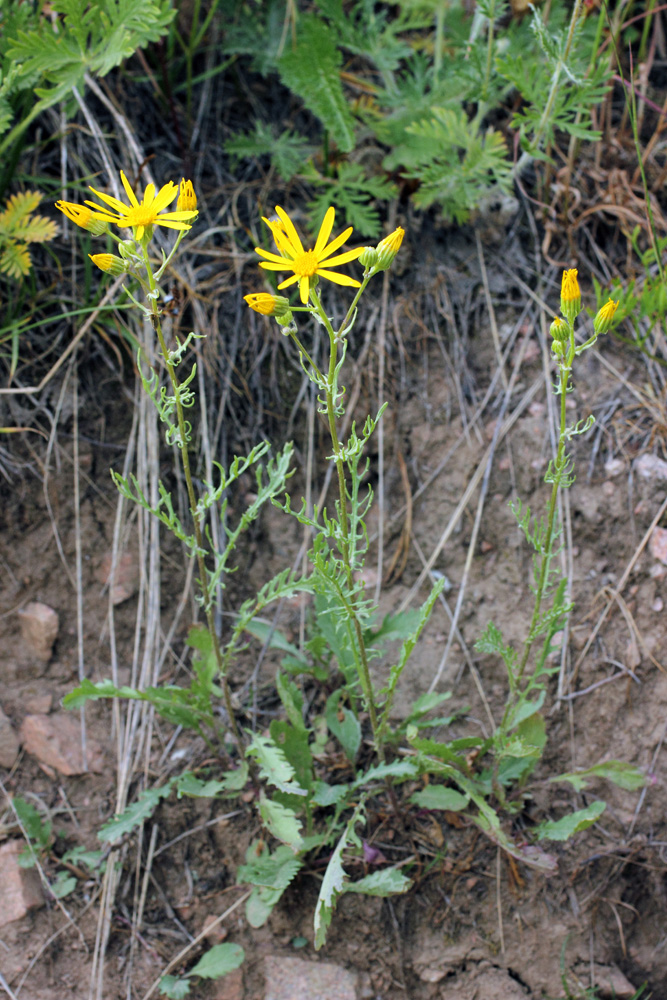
[316,270,361,288]
[319,226,354,261]
[255,247,293,264]
[152,182,178,212]
[277,274,300,289]
[86,190,128,214]
[317,247,363,268]
[259,261,290,271]
[120,171,140,207]
[314,206,335,256]
[274,206,305,256]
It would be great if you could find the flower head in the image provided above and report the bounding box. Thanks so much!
[244,292,290,316]
[560,268,581,323]
[593,298,619,336]
[55,200,109,235]
[375,226,404,270]
[549,316,569,342]
[177,179,197,213]
[254,205,363,304]
[84,170,198,240]
[89,253,127,276]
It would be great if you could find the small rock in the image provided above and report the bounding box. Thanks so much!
[96,550,139,605]
[419,966,447,983]
[0,840,44,927]
[264,956,358,1000]
[212,967,243,1000]
[202,913,228,943]
[650,526,667,565]
[589,964,637,999]
[635,453,667,481]
[20,713,104,775]
[22,688,53,715]
[17,602,59,662]
[528,400,546,417]
[604,457,625,477]
[0,706,19,769]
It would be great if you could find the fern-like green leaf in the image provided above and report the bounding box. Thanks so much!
[405,107,512,223]
[277,15,356,153]
[225,121,313,182]
[0,242,31,278]
[305,161,397,238]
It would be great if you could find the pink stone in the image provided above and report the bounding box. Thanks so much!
[0,840,44,927]
[20,713,104,775]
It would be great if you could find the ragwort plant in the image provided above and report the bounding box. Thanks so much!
[59,174,643,992]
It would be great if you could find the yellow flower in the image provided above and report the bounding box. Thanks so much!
[84,170,198,240]
[89,253,126,275]
[375,226,404,270]
[593,298,619,335]
[55,200,108,235]
[244,292,289,316]
[560,268,581,323]
[177,178,197,213]
[254,205,363,304]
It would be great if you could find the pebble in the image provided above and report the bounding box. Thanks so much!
[649,526,667,566]
[264,955,358,1000]
[635,453,667,481]
[17,602,59,662]
[96,550,139,605]
[0,706,19,769]
[20,713,105,775]
[604,457,625,477]
[0,840,44,927]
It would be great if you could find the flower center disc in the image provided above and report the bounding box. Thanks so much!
[129,207,156,227]
[293,250,318,277]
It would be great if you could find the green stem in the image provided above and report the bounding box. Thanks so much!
[514,0,585,177]
[310,287,383,761]
[514,362,568,689]
[140,243,245,754]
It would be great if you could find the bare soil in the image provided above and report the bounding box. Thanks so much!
[1,221,666,1000]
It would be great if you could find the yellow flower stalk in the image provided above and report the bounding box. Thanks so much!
[254,205,363,304]
[177,178,197,213]
[55,200,109,235]
[84,170,198,240]
[560,268,581,324]
[593,298,619,335]
[244,292,289,316]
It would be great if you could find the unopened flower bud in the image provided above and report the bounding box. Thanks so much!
[89,253,127,276]
[593,298,619,336]
[551,338,566,357]
[358,246,378,268]
[118,240,139,261]
[275,310,293,327]
[375,227,404,270]
[549,316,569,342]
[177,178,197,213]
[56,201,108,235]
[244,292,290,316]
[560,268,581,324]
